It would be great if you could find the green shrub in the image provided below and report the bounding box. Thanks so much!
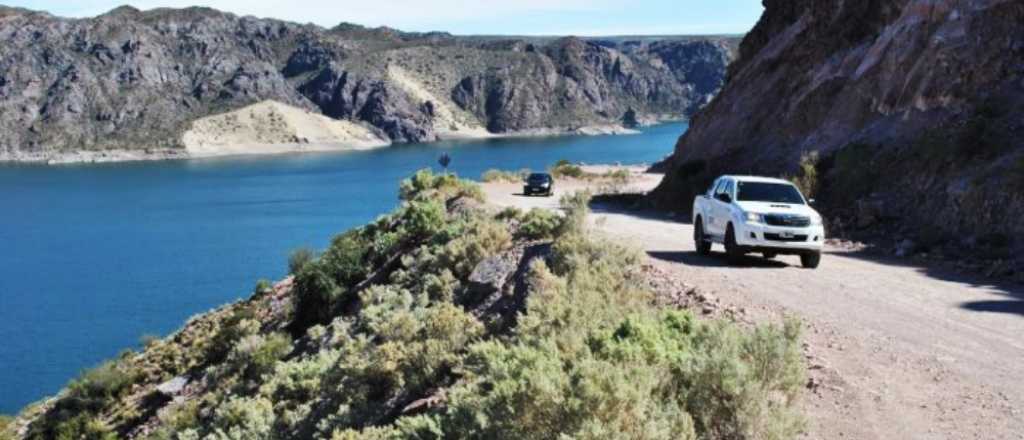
[254,279,274,295]
[517,208,561,240]
[0,415,14,440]
[226,332,292,381]
[550,161,585,179]
[321,232,372,287]
[602,168,631,183]
[139,333,161,349]
[400,169,483,203]
[27,361,140,440]
[557,191,591,237]
[404,200,447,239]
[52,414,117,440]
[293,231,371,330]
[444,309,804,439]
[494,206,523,222]
[481,169,528,183]
[788,151,819,199]
[288,248,317,275]
[144,400,201,440]
[203,396,275,440]
[207,307,258,363]
[66,361,139,413]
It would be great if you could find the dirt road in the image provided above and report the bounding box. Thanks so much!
[483,169,1024,440]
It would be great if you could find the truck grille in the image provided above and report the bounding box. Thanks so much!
[764,214,811,227]
[764,233,808,242]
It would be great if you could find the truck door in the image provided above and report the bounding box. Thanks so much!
[712,178,735,236]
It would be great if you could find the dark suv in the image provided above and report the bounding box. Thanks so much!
[523,173,554,196]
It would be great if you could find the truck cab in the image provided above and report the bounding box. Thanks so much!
[692,175,825,268]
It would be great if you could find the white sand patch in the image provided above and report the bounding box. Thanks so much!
[385,65,492,139]
[182,100,390,157]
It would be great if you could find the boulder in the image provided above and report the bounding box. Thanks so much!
[468,253,518,296]
[155,376,188,397]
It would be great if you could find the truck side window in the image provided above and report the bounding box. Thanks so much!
[708,179,722,196]
[723,180,735,199]
[712,180,726,197]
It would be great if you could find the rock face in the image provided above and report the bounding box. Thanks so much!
[0,6,735,160]
[651,0,1024,247]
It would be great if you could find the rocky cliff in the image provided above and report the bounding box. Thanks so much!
[0,6,734,161]
[651,0,1024,262]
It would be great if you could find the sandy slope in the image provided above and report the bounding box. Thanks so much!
[181,101,390,157]
[482,168,1024,440]
[386,65,494,139]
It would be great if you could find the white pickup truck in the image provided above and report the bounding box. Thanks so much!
[692,175,825,268]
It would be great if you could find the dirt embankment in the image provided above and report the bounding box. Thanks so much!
[181,101,391,158]
[482,167,1024,440]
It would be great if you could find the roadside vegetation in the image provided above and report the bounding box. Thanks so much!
[16,170,805,440]
[480,169,530,183]
[483,161,633,196]
[0,415,15,440]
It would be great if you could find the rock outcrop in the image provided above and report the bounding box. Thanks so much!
[0,6,735,161]
[651,0,1024,252]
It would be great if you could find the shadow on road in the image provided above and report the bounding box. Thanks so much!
[959,300,1024,317]
[647,250,791,269]
[832,249,1024,301]
[590,202,693,225]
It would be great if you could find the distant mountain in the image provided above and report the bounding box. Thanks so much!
[0,6,736,162]
[651,0,1024,262]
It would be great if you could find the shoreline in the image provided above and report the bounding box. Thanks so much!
[0,121,682,166]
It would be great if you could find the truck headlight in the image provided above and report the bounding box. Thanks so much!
[744,212,763,223]
[810,214,823,226]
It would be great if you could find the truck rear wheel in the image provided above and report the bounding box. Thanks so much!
[801,251,821,269]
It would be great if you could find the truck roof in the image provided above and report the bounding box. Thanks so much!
[721,175,794,185]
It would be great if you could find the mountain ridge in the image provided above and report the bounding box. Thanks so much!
[0,5,737,162]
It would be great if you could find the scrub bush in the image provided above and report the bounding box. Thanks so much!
[26,360,140,440]
[0,415,14,440]
[788,151,819,199]
[288,248,317,275]
[481,169,528,183]
[292,231,371,330]
[517,208,562,240]
[202,396,276,440]
[550,161,585,179]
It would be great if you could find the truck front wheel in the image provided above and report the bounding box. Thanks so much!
[800,251,822,269]
[724,224,744,264]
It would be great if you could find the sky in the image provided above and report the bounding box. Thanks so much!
[7,0,765,36]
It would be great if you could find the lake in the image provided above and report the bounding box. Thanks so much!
[0,122,684,413]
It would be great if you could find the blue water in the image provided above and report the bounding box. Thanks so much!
[0,122,684,413]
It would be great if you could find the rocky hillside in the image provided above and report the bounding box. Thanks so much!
[651,0,1024,263]
[2,172,805,439]
[0,6,735,161]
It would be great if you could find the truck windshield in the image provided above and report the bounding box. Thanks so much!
[736,182,805,204]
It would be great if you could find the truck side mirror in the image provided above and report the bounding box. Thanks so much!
[716,193,732,203]
[808,198,816,205]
